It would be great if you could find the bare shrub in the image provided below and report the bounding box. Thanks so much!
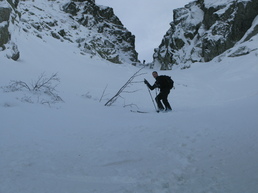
[2,72,63,106]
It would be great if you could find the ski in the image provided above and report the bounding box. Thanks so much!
[130,110,148,113]
[130,110,161,113]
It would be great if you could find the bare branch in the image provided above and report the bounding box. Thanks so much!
[9,80,31,91]
[105,66,145,106]
[99,84,108,102]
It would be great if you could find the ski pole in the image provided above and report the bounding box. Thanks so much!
[147,86,159,113]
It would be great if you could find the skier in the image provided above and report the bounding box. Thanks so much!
[144,71,172,112]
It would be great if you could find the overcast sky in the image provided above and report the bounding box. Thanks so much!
[96,0,192,63]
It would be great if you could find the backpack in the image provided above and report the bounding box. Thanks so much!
[159,75,174,89]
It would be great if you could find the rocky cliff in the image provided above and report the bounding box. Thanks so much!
[152,0,258,70]
[62,0,138,64]
[0,0,139,64]
[0,0,20,60]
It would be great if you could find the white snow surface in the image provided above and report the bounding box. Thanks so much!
[1,11,258,193]
[204,0,251,8]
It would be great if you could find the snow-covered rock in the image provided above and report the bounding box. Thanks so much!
[62,0,138,64]
[0,0,139,64]
[152,0,258,70]
[0,0,20,60]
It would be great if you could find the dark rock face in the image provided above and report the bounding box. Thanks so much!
[0,7,12,47]
[63,0,138,64]
[152,0,258,70]
[0,0,20,61]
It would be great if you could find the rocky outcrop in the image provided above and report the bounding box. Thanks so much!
[62,0,138,64]
[152,0,258,70]
[1,0,138,64]
[0,6,12,47]
[0,0,20,60]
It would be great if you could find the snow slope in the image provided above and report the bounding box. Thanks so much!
[1,25,258,193]
[204,0,251,8]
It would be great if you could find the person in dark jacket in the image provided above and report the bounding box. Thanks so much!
[144,71,172,112]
